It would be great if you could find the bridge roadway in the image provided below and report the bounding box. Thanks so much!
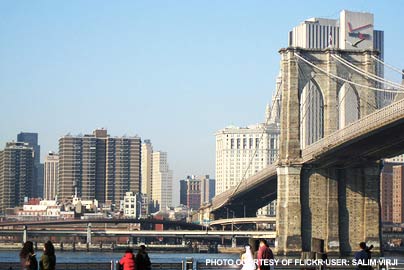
[0,229,276,239]
[209,217,276,227]
[211,96,404,217]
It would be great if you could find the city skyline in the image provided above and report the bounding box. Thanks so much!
[1,1,404,206]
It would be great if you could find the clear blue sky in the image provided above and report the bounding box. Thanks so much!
[1,1,403,205]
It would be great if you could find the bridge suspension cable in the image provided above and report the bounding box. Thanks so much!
[230,78,282,198]
[371,55,404,76]
[295,53,402,94]
[332,54,404,91]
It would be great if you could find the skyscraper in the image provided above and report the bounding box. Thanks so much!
[200,175,215,205]
[151,151,173,211]
[215,99,280,217]
[58,129,141,205]
[381,163,404,223]
[179,175,201,210]
[141,140,153,197]
[0,142,34,213]
[17,132,44,198]
[215,104,280,195]
[44,152,59,200]
[288,10,383,53]
[179,179,187,206]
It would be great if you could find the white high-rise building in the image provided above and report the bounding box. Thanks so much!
[215,103,280,195]
[288,10,383,53]
[44,152,59,200]
[151,151,173,211]
[215,93,280,217]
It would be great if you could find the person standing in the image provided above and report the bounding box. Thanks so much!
[19,241,38,270]
[257,239,274,270]
[135,245,151,270]
[241,245,256,270]
[39,241,56,270]
[354,242,371,270]
[119,247,136,270]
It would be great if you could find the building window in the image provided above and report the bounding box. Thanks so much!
[243,138,247,149]
[230,139,234,149]
[270,138,275,149]
[237,139,240,149]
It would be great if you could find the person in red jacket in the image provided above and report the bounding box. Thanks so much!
[257,239,274,270]
[119,247,136,270]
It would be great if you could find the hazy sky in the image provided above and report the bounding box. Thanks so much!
[1,1,403,205]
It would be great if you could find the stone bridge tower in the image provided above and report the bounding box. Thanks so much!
[277,47,381,255]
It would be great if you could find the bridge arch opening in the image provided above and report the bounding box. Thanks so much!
[338,83,360,129]
[300,79,324,148]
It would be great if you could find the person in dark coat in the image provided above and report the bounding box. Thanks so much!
[135,245,151,270]
[354,242,371,270]
[39,241,56,270]
[19,241,38,270]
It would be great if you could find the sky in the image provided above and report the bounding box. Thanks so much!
[0,1,403,205]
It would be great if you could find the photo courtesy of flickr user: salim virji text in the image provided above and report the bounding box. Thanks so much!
[205,258,399,267]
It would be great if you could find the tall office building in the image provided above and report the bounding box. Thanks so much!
[179,180,187,206]
[44,152,59,200]
[58,129,141,205]
[288,10,383,53]
[215,100,280,216]
[17,132,44,198]
[179,175,201,210]
[200,175,215,205]
[215,104,280,194]
[381,163,404,223]
[141,140,153,197]
[0,142,34,213]
[151,151,173,211]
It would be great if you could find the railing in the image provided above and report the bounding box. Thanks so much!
[0,262,113,270]
[0,261,187,270]
[302,98,404,162]
[1,261,403,270]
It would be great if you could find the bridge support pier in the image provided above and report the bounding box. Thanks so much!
[338,163,381,255]
[86,223,92,245]
[299,162,381,255]
[301,167,340,254]
[276,165,302,255]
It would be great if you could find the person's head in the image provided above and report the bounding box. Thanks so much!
[20,241,34,258]
[125,247,133,254]
[137,244,146,254]
[259,239,268,247]
[44,241,55,256]
[359,242,367,250]
[245,244,251,251]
